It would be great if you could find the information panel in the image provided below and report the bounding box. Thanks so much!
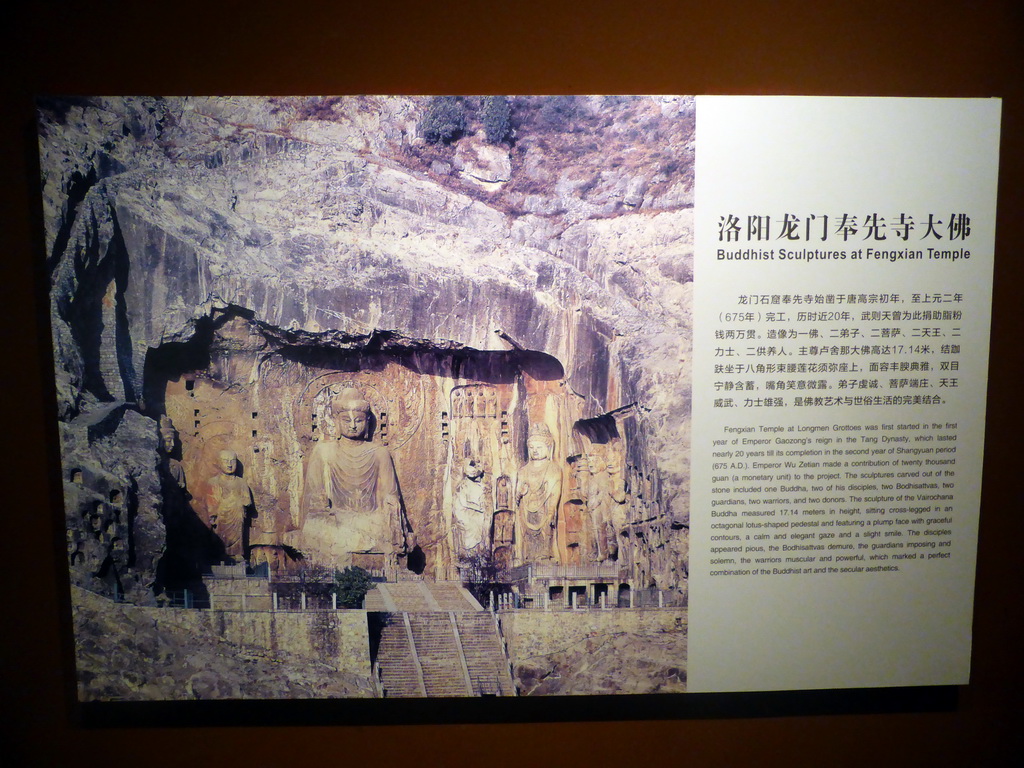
[38,96,999,706]
[689,97,1000,691]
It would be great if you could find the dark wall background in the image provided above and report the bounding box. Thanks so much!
[3,2,1021,764]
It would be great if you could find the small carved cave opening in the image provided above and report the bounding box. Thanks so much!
[618,583,631,607]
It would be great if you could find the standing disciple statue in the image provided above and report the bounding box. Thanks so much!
[515,423,562,564]
[450,458,490,571]
[204,449,253,563]
[301,388,413,578]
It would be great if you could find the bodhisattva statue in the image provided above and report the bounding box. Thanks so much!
[301,388,413,577]
[514,424,562,564]
[159,415,186,491]
[451,458,489,566]
[204,449,253,562]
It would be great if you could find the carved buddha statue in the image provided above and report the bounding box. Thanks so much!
[300,388,413,576]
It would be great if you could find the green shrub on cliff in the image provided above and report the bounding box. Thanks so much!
[419,96,467,145]
[481,96,512,144]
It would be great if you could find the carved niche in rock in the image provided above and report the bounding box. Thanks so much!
[569,413,632,565]
[155,311,657,581]
[64,478,130,596]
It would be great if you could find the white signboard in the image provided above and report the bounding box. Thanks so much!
[689,97,1000,691]
[39,96,999,706]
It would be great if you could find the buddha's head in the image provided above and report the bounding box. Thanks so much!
[217,450,238,476]
[333,388,371,441]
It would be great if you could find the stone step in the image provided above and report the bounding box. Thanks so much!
[362,590,389,611]
[408,613,471,696]
[454,613,516,696]
[377,616,425,698]
[375,608,514,697]
[368,582,483,612]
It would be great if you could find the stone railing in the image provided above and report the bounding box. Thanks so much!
[493,588,685,611]
[508,563,623,582]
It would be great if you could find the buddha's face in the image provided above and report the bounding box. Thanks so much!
[337,407,368,440]
[218,451,237,475]
[528,438,549,461]
[162,434,175,455]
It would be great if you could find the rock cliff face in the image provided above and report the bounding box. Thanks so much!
[70,587,374,700]
[503,609,687,695]
[40,96,693,602]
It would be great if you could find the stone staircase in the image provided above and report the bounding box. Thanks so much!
[362,587,391,612]
[363,581,482,612]
[202,571,272,611]
[368,582,514,698]
[430,582,483,611]
[409,613,473,697]
[381,582,436,611]
[376,614,425,697]
[455,612,516,696]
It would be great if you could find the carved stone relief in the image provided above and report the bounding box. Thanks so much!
[492,475,515,572]
[437,382,512,578]
[159,415,186,491]
[153,312,681,590]
[296,370,424,451]
[203,449,254,562]
[514,423,562,565]
[449,458,490,576]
